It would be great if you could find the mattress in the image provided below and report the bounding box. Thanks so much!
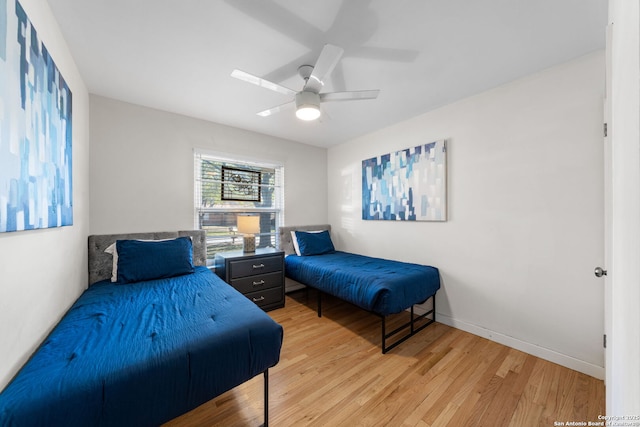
[285,251,440,316]
[0,267,283,427]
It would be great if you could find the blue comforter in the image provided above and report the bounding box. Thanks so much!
[0,267,283,427]
[285,251,440,316]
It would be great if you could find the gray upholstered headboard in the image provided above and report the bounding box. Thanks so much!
[278,224,331,256]
[87,230,207,285]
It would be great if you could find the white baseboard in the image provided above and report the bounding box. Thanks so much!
[284,277,306,293]
[433,312,604,380]
[285,283,306,293]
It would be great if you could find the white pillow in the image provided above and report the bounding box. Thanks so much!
[104,243,119,282]
[290,230,326,256]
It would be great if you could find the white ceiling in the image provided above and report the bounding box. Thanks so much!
[47,0,607,148]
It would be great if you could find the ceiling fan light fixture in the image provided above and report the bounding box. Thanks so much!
[295,91,321,121]
[296,105,321,121]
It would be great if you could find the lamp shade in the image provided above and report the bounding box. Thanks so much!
[237,215,260,234]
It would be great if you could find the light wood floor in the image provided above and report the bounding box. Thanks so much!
[165,291,605,427]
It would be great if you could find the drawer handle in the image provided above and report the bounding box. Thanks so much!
[252,263,265,269]
[252,296,265,302]
[253,280,265,287]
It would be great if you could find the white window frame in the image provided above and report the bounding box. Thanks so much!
[194,149,284,261]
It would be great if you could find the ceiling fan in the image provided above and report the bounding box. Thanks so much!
[231,44,379,121]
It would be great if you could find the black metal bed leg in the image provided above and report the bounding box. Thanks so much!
[381,316,387,354]
[263,369,269,427]
[410,305,415,334]
[317,290,322,317]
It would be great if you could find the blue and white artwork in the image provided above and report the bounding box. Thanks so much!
[362,140,447,221]
[0,0,73,232]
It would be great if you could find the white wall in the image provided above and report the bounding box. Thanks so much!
[89,95,328,235]
[0,0,90,390]
[328,52,605,378]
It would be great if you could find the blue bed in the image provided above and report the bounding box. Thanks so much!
[285,251,440,316]
[279,225,440,353]
[0,231,283,427]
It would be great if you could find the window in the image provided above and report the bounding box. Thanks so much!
[194,151,284,261]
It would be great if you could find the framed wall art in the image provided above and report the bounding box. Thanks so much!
[221,166,262,202]
[362,140,447,221]
[0,0,73,233]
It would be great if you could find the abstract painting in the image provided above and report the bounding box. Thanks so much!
[0,0,73,232]
[362,140,447,221]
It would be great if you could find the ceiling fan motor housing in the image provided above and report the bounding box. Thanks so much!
[296,91,320,108]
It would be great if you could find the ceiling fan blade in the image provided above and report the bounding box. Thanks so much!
[231,69,296,96]
[304,44,344,93]
[320,90,380,102]
[256,101,295,117]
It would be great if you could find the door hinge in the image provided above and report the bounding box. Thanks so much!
[603,334,607,348]
[604,123,608,137]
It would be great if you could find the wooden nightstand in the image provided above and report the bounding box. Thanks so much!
[214,248,285,312]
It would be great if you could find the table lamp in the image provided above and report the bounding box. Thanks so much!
[237,215,260,253]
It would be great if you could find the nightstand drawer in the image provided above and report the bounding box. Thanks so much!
[231,271,282,294]
[229,256,282,278]
[244,287,283,309]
